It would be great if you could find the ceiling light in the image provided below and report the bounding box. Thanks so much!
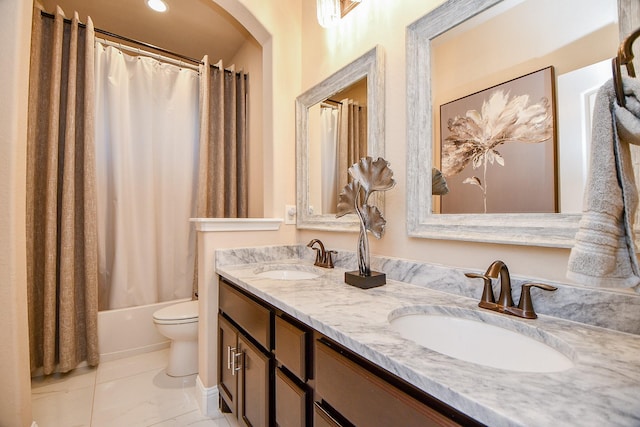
[317,0,340,28]
[147,0,168,13]
[317,0,363,28]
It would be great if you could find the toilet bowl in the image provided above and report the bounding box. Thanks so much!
[153,300,199,377]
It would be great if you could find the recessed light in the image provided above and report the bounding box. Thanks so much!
[147,0,168,13]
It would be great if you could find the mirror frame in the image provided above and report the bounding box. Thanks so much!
[296,46,385,231]
[406,0,631,248]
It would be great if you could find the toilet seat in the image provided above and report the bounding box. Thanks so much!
[153,300,199,325]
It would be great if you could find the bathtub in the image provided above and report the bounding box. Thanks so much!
[98,298,191,362]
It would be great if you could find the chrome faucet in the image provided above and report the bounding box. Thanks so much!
[465,260,557,319]
[307,239,336,268]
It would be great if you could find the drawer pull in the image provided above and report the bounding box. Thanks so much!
[232,351,243,375]
[227,346,236,370]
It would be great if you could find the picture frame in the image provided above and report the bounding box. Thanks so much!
[439,66,557,214]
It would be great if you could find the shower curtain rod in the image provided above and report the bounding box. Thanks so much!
[95,36,200,71]
[39,10,245,76]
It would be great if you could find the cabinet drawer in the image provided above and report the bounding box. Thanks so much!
[275,367,308,427]
[219,279,272,350]
[315,339,460,427]
[275,315,309,381]
[314,401,348,427]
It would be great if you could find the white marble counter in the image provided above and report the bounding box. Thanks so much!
[215,247,640,427]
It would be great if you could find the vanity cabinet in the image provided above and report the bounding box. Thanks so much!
[218,278,478,427]
[218,280,273,427]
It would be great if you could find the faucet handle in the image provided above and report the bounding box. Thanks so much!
[325,250,337,268]
[465,273,496,309]
[508,282,557,319]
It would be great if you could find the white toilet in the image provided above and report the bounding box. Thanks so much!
[153,300,199,377]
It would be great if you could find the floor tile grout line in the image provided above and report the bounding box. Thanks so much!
[94,348,171,385]
[89,364,98,426]
[145,408,206,427]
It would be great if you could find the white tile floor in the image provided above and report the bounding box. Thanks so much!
[31,349,232,427]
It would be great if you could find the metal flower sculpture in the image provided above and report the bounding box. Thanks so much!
[432,167,449,196]
[337,157,395,286]
[441,89,552,212]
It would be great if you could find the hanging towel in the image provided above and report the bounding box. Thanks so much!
[567,77,640,292]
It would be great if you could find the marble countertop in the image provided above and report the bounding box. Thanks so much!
[216,259,640,427]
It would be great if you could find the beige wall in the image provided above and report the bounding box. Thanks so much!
[0,0,33,426]
[214,0,301,231]
[295,0,574,283]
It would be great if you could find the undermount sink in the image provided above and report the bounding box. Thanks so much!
[389,306,574,373]
[254,264,322,281]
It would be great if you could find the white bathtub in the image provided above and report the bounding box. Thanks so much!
[98,298,191,362]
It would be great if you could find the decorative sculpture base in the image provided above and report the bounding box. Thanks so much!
[345,271,386,289]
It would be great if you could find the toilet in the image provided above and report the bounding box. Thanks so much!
[153,300,199,377]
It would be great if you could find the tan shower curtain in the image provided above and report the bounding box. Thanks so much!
[26,7,99,375]
[192,56,248,296]
[337,99,367,193]
[197,56,248,218]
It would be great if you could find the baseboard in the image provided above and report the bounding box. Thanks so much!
[100,341,170,363]
[196,375,221,417]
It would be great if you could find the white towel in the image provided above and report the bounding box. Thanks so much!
[567,77,640,292]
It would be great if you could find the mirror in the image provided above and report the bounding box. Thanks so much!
[296,46,385,231]
[407,0,635,247]
[308,77,368,215]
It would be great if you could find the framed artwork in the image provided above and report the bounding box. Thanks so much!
[439,67,557,214]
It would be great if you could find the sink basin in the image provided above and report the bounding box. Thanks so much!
[253,264,322,281]
[389,307,574,373]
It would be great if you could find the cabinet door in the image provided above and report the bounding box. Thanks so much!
[275,367,308,427]
[218,314,238,415]
[238,334,272,427]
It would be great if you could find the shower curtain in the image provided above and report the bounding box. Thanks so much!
[320,105,339,213]
[196,56,248,218]
[191,56,249,298]
[94,49,248,310]
[26,7,99,375]
[336,99,367,192]
[94,43,200,310]
[27,7,249,374]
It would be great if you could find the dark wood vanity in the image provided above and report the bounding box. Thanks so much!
[218,278,482,427]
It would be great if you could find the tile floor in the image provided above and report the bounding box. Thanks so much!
[31,349,233,427]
